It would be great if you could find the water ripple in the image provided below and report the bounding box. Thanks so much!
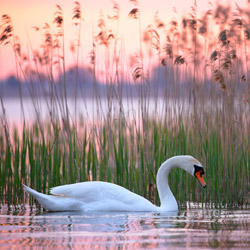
[0,205,250,249]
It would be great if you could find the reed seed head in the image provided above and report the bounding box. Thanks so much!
[54,5,63,27]
[213,69,226,91]
[218,30,229,46]
[210,50,218,61]
[174,56,185,65]
[154,12,165,29]
[165,44,173,58]
[0,15,13,45]
[128,8,139,19]
[73,2,81,20]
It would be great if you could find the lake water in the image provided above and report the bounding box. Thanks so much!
[0,205,250,249]
[1,97,200,124]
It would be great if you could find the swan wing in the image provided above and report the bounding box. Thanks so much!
[50,181,156,211]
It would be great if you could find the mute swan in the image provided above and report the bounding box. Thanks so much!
[23,155,206,212]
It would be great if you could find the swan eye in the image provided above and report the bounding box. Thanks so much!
[194,164,204,175]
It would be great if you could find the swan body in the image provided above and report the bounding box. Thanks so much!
[23,155,206,212]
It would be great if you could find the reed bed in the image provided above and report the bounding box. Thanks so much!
[0,1,249,210]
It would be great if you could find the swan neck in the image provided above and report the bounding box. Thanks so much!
[156,157,178,210]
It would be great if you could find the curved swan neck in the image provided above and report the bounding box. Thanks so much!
[156,156,192,210]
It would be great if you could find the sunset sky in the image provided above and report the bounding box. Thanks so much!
[0,0,248,80]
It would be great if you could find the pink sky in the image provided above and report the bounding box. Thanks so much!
[0,0,248,80]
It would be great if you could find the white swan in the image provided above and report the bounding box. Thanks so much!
[23,155,206,212]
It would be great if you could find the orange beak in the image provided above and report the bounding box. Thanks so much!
[195,170,206,188]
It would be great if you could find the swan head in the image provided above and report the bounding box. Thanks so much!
[170,155,206,188]
[184,155,206,188]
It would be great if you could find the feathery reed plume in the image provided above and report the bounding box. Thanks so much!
[54,5,63,27]
[108,1,120,20]
[221,52,232,70]
[182,18,187,28]
[33,50,43,66]
[181,18,188,43]
[230,49,236,59]
[88,49,95,66]
[164,35,173,59]
[0,15,13,45]
[189,0,198,31]
[189,19,197,31]
[213,69,226,91]
[44,28,52,48]
[95,12,114,47]
[143,25,160,55]
[232,17,243,27]
[129,53,142,81]
[214,4,231,25]
[128,8,139,19]
[40,24,53,67]
[241,75,246,82]
[218,29,229,46]
[133,66,143,81]
[154,11,165,29]
[210,50,218,61]
[165,42,173,59]
[198,10,212,35]
[170,20,178,33]
[129,0,139,19]
[72,1,81,25]
[161,58,166,66]
[14,36,21,57]
[174,55,185,65]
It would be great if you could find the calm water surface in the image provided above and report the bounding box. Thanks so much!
[2,98,199,123]
[0,205,250,249]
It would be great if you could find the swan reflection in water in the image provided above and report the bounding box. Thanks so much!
[0,208,178,249]
[1,207,250,249]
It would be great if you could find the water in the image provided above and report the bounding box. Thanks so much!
[0,205,250,249]
[1,97,194,124]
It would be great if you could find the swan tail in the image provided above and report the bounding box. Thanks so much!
[23,184,43,197]
[23,184,55,210]
[23,184,84,211]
